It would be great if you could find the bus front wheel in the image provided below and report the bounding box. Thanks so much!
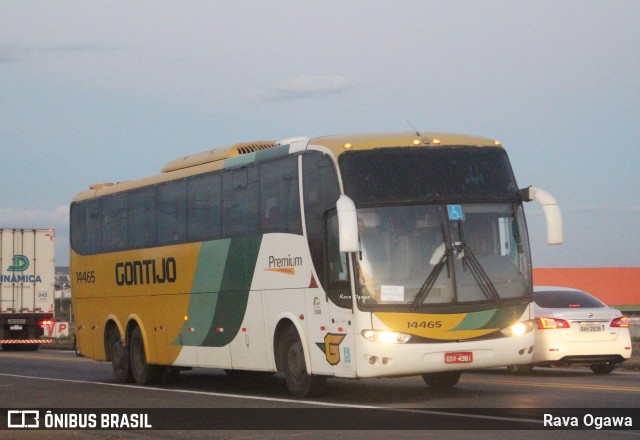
[590,363,616,374]
[107,326,133,383]
[281,330,326,398]
[422,371,462,389]
[129,326,163,385]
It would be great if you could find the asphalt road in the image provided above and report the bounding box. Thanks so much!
[0,349,638,439]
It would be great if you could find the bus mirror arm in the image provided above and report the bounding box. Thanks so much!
[336,195,360,253]
[521,186,563,245]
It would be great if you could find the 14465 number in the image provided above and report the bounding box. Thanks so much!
[407,321,442,329]
[76,271,96,283]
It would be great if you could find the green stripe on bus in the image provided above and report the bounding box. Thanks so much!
[200,235,262,347]
[453,303,528,331]
[480,303,528,329]
[255,144,290,162]
[173,240,232,346]
[224,153,256,168]
[451,309,495,331]
[223,144,290,169]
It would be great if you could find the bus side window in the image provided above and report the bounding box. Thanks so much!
[157,181,187,245]
[70,202,87,255]
[102,194,128,252]
[128,186,157,249]
[222,167,259,237]
[86,199,102,255]
[188,172,221,241]
[260,156,302,234]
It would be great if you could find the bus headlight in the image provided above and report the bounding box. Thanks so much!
[361,330,412,344]
[500,320,534,337]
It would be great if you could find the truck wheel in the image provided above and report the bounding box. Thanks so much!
[281,329,326,397]
[107,326,133,383]
[422,371,462,389]
[129,326,163,385]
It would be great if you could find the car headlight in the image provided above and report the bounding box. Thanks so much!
[361,330,412,344]
[500,320,534,337]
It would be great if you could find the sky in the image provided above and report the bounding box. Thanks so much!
[1,1,639,268]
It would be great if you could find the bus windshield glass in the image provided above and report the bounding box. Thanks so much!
[338,147,530,309]
[352,203,531,308]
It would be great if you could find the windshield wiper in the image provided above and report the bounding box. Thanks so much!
[458,243,501,303]
[411,246,451,311]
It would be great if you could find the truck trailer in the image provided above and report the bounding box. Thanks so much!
[0,228,55,350]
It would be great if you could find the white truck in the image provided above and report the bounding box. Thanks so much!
[1,228,55,351]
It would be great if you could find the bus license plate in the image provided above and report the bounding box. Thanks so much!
[579,324,605,332]
[445,352,473,364]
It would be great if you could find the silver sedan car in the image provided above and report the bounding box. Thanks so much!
[508,286,632,374]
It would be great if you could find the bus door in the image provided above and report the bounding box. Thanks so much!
[301,151,357,377]
[304,275,357,378]
[323,217,357,378]
[326,296,357,378]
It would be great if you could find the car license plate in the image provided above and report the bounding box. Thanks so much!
[579,323,605,332]
[445,352,473,364]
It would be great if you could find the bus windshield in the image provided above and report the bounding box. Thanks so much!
[338,146,530,310]
[352,203,531,309]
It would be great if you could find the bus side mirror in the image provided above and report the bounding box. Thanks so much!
[336,195,360,253]
[521,186,563,245]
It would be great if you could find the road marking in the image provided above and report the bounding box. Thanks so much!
[0,373,541,426]
[0,351,88,363]
[463,378,640,393]
[0,372,375,408]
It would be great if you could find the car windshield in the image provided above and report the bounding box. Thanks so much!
[351,203,531,309]
[534,290,606,308]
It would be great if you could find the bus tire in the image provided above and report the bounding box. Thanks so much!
[507,364,533,375]
[129,326,163,385]
[107,326,133,384]
[590,363,616,374]
[281,329,326,398]
[422,371,462,389]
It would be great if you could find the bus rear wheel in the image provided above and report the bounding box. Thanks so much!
[107,326,133,383]
[422,371,462,389]
[282,330,326,398]
[129,326,163,385]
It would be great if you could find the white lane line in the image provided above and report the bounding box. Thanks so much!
[0,372,541,426]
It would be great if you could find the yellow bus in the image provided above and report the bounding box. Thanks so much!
[70,132,562,397]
